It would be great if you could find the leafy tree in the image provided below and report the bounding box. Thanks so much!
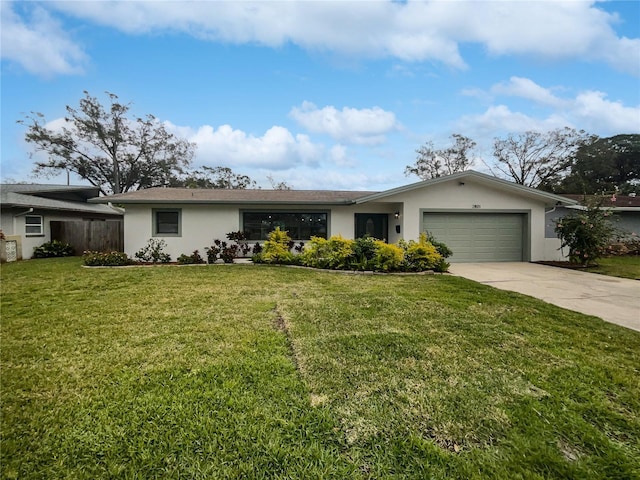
[557,134,640,194]
[169,166,256,189]
[490,128,594,188]
[405,134,476,180]
[554,203,615,266]
[20,91,195,195]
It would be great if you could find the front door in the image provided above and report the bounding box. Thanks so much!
[355,214,388,240]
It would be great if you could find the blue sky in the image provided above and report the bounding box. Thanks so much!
[1,0,639,191]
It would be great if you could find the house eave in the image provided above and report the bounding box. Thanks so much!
[90,199,356,206]
[355,170,579,206]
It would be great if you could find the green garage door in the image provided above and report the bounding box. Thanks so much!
[423,213,525,262]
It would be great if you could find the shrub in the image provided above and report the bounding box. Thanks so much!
[83,251,131,266]
[260,227,295,264]
[207,232,254,264]
[349,235,378,270]
[177,250,206,265]
[205,239,223,264]
[372,240,404,272]
[555,206,615,266]
[135,239,171,263]
[402,233,443,272]
[226,231,252,257]
[32,240,74,258]
[300,235,354,269]
[432,257,451,273]
[424,231,452,259]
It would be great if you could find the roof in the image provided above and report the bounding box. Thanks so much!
[561,194,640,209]
[89,171,579,207]
[1,183,101,200]
[90,187,377,205]
[355,171,579,206]
[1,184,123,215]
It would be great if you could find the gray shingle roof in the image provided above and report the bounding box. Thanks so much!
[90,187,378,204]
[1,184,122,215]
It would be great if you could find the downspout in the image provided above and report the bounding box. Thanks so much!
[107,202,124,213]
[12,207,34,234]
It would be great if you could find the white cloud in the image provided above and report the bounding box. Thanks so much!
[164,122,324,170]
[289,101,399,145]
[48,0,638,75]
[0,2,87,76]
[572,91,640,133]
[458,77,640,138]
[490,77,566,108]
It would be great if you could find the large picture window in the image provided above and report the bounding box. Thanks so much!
[153,209,181,236]
[25,215,43,236]
[243,212,328,240]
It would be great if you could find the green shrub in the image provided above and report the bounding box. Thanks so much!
[135,239,171,263]
[555,206,615,266]
[402,233,443,271]
[372,240,404,272]
[349,235,378,270]
[299,237,329,268]
[424,231,453,258]
[177,250,205,265]
[32,240,74,258]
[83,251,131,266]
[432,257,451,273]
[300,235,354,269]
[261,227,295,264]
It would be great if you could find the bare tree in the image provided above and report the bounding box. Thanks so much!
[405,134,476,180]
[267,174,292,190]
[19,91,195,195]
[489,128,594,188]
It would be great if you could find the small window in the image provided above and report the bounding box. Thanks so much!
[153,209,181,236]
[25,215,43,236]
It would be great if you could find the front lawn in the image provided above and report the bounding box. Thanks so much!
[585,255,640,280]
[2,258,639,479]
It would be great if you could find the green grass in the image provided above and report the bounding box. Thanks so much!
[585,255,640,279]
[2,258,639,479]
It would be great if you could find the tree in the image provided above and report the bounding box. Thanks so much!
[19,91,195,195]
[405,134,476,180]
[558,134,640,194]
[490,128,594,188]
[554,203,615,266]
[267,174,292,190]
[169,166,257,189]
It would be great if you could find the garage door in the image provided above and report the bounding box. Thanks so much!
[422,213,525,262]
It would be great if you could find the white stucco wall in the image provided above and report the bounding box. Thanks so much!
[123,178,561,262]
[125,203,404,260]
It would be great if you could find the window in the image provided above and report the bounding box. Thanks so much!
[25,215,43,236]
[242,212,328,240]
[153,209,181,236]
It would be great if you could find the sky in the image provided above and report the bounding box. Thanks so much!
[1,0,639,191]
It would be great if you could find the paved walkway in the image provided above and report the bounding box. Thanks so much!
[449,262,640,332]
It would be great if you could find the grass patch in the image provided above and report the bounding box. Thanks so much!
[585,255,640,279]
[2,258,639,479]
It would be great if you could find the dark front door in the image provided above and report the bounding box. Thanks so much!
[355,214,388,241]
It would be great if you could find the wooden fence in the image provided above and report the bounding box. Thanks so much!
[51,220,124,255]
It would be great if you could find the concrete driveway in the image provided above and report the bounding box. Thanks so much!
[449,262,640,332]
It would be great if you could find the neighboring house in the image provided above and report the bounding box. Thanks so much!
[92,170,577,263]
[545,194,640,246]
[1,184,123,260]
